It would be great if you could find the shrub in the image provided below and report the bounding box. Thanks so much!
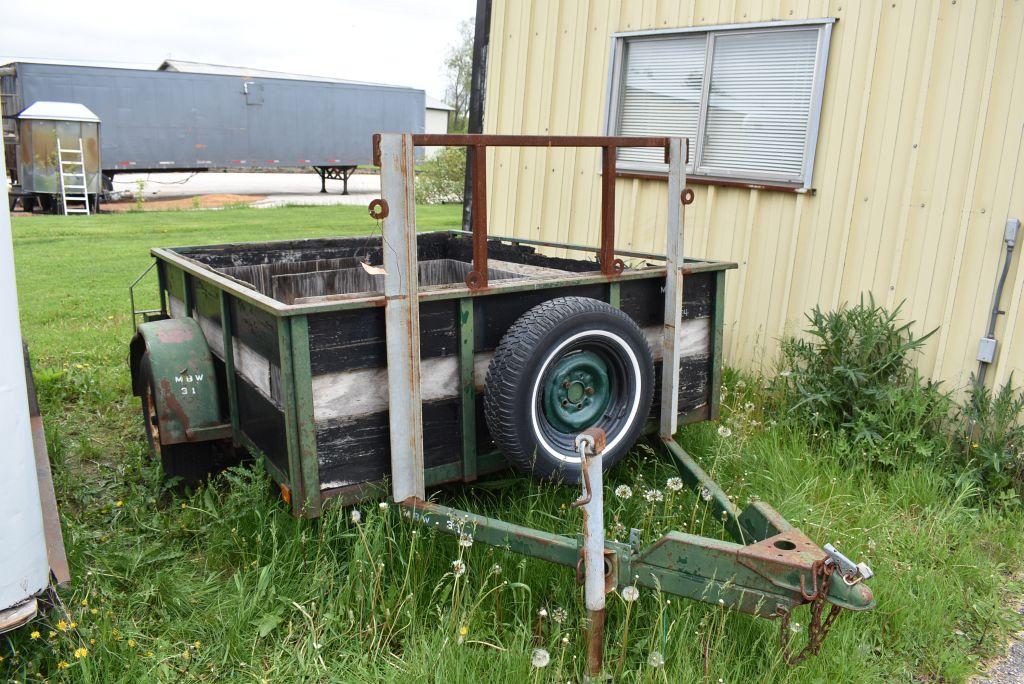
[415,146,465,205]
[958,376,1024,500]
[770,295,950,466]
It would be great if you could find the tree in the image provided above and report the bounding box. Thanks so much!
[444,18,474,133]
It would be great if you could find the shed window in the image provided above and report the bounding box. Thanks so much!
[608,20,833,189]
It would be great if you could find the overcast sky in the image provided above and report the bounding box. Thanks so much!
[0,0,476,100]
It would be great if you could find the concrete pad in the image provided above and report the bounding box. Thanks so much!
[110,171,381,208]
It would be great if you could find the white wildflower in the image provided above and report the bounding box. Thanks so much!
[614,484,633,500]
[491,564,502,575]
[458,533,474,548]
[552,607,567,624]
[538,607,548,618]
[779,370,792,378]
[378,501,388,510]
[621,586,640,602]
[790,621,803,634]
[700,487,712,502]
[744,402,754,412]
[666,477,684,492]
[561,635,570,646]
[644,489,664,503]
[531,648,551,668]
[451,559,466,577]
[717,425,732,438]
[349,509,361,524]
[648,651,665,668]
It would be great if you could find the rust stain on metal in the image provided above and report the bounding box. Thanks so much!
[600,146,617,277]
[587,608,605,677]
[681,188,695,205]
[158,376,191,438]
[467,144,489,290]
[368,198,389,220]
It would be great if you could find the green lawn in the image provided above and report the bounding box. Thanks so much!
[4,205,1023,682]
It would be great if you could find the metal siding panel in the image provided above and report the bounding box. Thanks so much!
[484,0,1024,390]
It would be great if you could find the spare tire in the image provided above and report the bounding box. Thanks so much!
[483,296,654,483]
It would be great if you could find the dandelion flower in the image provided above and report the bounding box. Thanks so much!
[491,563,502,575]
[90,608,97,615]
[451,559,466,577]
[621,586,640,602]
[30,631,40,639]
[561,635,570,646]
[700,487,713,502]
[458,533,474,548]
[538,607,548,618]
[614,484,633,500]
[790,621,803,633]
[128,639,136,648]
[378,501,388,510]
[80,599,88,607]
[48,631,56,638]
[648,651,665,668]
[744,402,754,412]
[552,607,567,624]
[193,641,201,649]
[350,509,361,524]
[115,500,124,507]
[74,647,88,659]
[717,425,732,438]
[644,489,664,503]
[56,661,69,670]
[70,621,77,629]
[666,477,683,492]
[459,625,468,637]
[531,648,551,668]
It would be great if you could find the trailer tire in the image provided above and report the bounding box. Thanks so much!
[139,352,223,488]
[484,297,654,483]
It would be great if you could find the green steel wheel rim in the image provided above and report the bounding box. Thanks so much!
[542,350,611,432]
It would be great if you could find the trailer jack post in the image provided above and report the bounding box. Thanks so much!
[571,428,608,678]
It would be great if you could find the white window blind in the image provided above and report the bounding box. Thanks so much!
[617,35,706,167]
[609,20,832,188]
[699,28,819,180]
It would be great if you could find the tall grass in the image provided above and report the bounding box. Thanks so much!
[3,209,1024,681]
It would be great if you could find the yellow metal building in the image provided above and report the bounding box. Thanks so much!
[481,0,1024,390]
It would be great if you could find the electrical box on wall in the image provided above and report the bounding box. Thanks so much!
[977,337,998,364]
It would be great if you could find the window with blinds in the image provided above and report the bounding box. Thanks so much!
[610,20,833,188]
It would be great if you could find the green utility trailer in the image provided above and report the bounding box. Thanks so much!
[128,133,874,672]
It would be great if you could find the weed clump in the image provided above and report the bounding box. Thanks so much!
[769,295,951,467]
[958,376,1024,501]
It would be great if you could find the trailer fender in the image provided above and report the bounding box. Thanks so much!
[129,318,224,445]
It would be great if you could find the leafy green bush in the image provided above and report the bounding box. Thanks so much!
[770,295,951,466]
[415,146,465,204]
[958,376,1024,500]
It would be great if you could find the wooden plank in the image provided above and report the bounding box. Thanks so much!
[379,132,425,502]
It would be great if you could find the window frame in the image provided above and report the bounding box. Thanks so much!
[604,18,835,191]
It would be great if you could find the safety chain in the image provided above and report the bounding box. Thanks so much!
[776,559,844,665]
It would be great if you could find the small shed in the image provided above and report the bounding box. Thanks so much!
[17,101,101,198]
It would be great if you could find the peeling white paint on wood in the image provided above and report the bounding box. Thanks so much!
[311,317,710,423]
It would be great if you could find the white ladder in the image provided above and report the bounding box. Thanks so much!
[57,138,90,215]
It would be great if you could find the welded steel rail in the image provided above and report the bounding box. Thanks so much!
[372,133,681,289]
